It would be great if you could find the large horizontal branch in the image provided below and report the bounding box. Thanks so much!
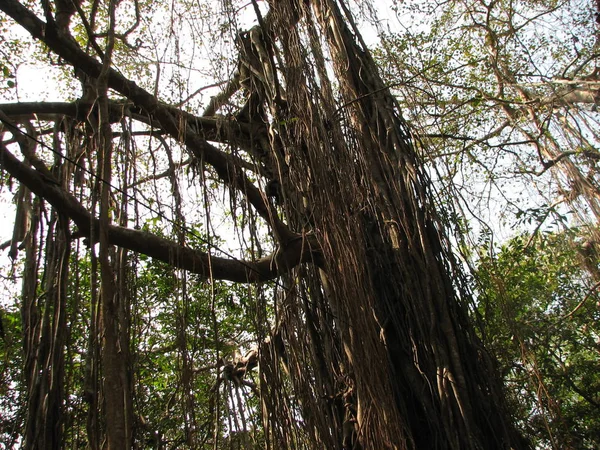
[0,101,267,171]
[0,101,268,178]
[0,0,293,243]
[0,100,249,135]
[0,141,322,282]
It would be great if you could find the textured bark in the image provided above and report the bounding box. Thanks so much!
[21,191,71,450]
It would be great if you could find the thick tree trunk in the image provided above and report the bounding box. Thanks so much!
[256,1,529,448]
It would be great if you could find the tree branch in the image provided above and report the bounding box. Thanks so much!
[0,141,322,282]
[0,0,293,242]
[0,101,261,154]
[0,102,270,179]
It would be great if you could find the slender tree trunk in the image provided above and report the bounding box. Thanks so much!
[21,192,40,449]
[95,1,133,446]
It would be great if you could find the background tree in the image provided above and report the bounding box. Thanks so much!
[0,0,529,448]
[477,231,600,448]
[377,0,600,238]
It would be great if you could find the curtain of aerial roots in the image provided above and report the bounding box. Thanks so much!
[15,123,75,449]
[251,1,527,448]
[19,186,70,450]
[9,116,137,448]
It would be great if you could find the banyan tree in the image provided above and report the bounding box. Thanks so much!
[0,0,528,448]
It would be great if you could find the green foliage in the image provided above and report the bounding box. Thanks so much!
[477,231,600,448]
[0,303,24,447]
[0,223,267,448]
[1,64,14,88]
[131,255,265,447]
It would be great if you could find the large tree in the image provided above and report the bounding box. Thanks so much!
[0,0,527,448]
